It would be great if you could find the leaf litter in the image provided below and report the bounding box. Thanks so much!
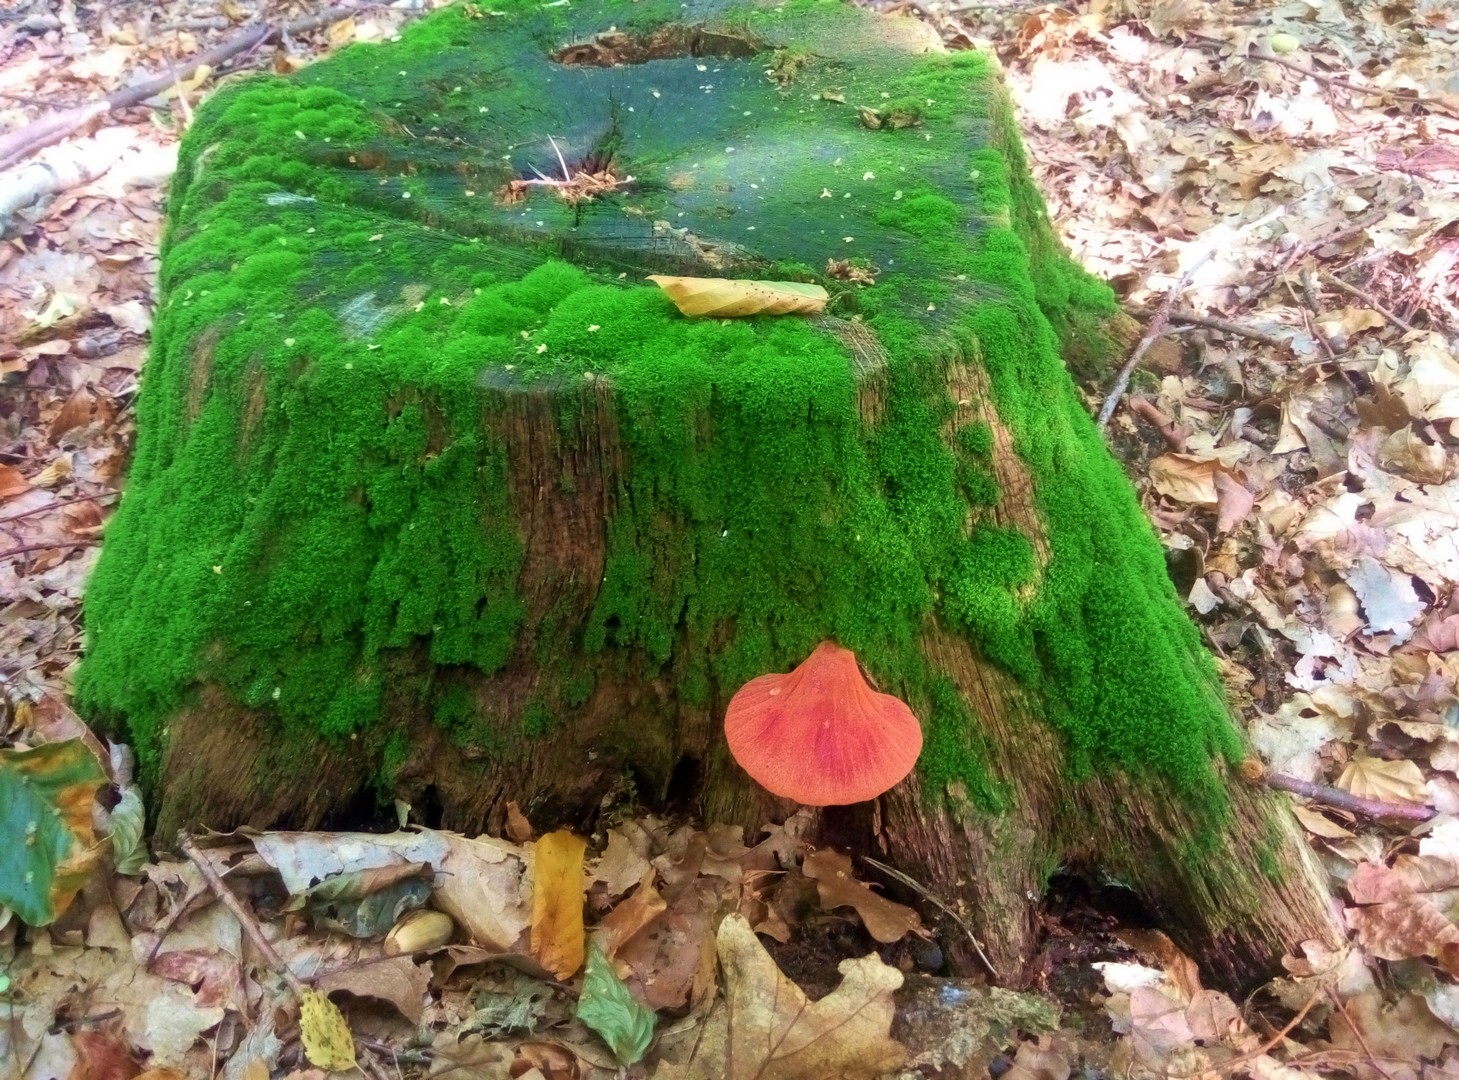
[4,0,1459,1074]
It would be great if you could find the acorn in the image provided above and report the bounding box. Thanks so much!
[383,908,454,955]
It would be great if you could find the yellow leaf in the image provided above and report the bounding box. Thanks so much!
[298,987,356,1072]
[647,275,828,318]
[327,16,357,48]
[1335,755,1426,805]
[530,828,588,979]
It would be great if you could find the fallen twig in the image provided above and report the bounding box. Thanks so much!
[0,539,97,560]
[180,833,306,994]
[1262,769,1436,823]
[1125,305,1287,348]
[0,492,117,525]
[1298,270,1340,359]
[861,854,998,980]
[1098,251,1213,430]
[0,5,362,173]
[1321,272,1418,334]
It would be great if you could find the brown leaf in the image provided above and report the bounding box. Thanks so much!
[1148,454,1219,507]
[505,800,534,843]
[647,275,828,318]
[0,463,30,501]
[1328,989,1453,1066]
[316,954,431,1024]
[678,913,905,1079]
[801,850,925,944]
[1213,470,1255,533]
[530,829,588,980]
[598,869,667,957]
[1335,755,1427,804]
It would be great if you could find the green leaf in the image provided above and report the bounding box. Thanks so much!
[0,740,107,925]
[575,940,655,1065]
[109,785,148,876]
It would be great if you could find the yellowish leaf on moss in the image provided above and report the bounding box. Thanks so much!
[530,828,588,979]
[647,275,828,318]
[299,986,356,1072]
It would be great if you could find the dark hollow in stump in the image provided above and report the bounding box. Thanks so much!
[77,0,1341,986]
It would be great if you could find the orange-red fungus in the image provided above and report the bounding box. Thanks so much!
[723,641,923,805]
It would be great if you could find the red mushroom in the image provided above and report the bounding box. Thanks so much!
[724,641,923,805]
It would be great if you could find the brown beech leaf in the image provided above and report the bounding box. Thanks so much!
[647,275,828,318]
[1147,454,1219,507]
[802,850,925,944]
[676,913,905,1080]
[1334,755,1427,804]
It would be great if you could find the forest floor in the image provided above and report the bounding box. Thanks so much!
[1,0,1457,1076]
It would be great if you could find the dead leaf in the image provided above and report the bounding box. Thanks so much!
[298,987,356,1072]
[801,850,925,944]
[678,913,905,1079]
[1335,755,1427,804]
[0,464,30,501]
[647,275,828,318]
[316,954,430,1024]
[1290,805,1354,839]
[530,829,588,980]
[506,801,534,843]
[1148,454,1219,506]
[598,869,667,956]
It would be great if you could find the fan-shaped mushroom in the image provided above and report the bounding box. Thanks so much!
[724,641,923,805]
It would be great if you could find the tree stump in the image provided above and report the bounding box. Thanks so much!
[77,0,1342,986]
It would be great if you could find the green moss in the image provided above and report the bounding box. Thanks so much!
[959,421,994,458]
[919,675,1008,813]
[76,0,1242,834]
[522,698,554,738]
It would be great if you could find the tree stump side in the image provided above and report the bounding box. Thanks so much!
[76,0,1343,986]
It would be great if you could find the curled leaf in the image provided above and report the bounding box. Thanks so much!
[648,275,828,318]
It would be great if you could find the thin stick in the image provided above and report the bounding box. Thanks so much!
[1263,771,1435,823]
[0,492,116,524]
[1124,308,1287,348]
[1214,985,1324,1075]
[1098,251,1213,430]
[1328,989,1400,1080]
[0,539,96,560]
[860,855,998,980]
[180,833,305,994]
[0,6,363,172]
[1320,273,1417,334]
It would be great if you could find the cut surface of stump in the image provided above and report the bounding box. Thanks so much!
[77,0,1341,986]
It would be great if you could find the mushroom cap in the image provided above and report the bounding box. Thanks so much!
[724,641,923,806]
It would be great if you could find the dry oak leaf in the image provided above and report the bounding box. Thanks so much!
[677,912,906,1080]
[801,849,926,944]
[647,275,828,318]
[1147,453,1221,507]
[530,828,588,980]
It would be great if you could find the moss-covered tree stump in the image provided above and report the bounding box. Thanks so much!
[77,0,1340,985]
